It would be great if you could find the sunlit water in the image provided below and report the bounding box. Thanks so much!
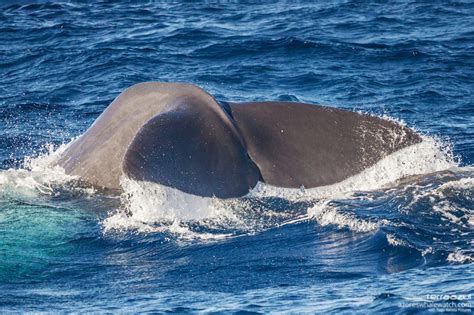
[1,1,473,313]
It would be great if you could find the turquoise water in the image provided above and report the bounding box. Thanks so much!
[1,1,473,313]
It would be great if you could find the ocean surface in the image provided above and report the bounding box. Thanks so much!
[1,1,473,313]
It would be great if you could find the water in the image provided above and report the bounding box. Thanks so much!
[1,1,473,313]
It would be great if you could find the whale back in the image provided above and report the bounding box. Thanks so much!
[58,82,259,193]
[59,82,422,197]
[122,99,261,198]
[228,102,422,188]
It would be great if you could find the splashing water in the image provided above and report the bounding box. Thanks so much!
[1,2,473,312]
[3,133,466,243]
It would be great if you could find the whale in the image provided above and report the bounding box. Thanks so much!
[58,82,422,198]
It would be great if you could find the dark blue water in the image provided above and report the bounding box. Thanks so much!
[1,1,473,313]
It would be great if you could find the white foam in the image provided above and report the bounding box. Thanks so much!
[410,173,474,202]
[249,136,456,201]
[386,233,409,247]
[101,176,314,236]
[102,176,240,238]
[307,200,379,233]
[447,251,474,263]
[437,176,474,192]
[401,168,474,226]
[0,142,77,198]
[433,201,473,228]
[103,213,231,240]
[119,176,227,222]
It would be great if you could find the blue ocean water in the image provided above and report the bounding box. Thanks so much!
[0,1,473,313]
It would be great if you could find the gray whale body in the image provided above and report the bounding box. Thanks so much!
[58,82,422,198]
